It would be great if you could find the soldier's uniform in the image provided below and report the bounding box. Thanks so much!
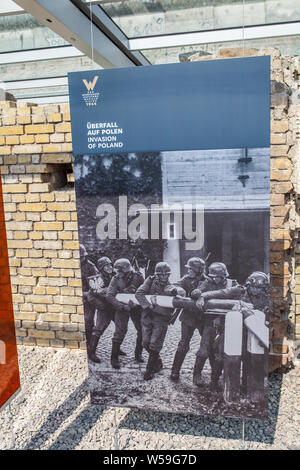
[106,260,144,368]
[239,272,269,394]
[135,262,186,380]
[170,257,207,382]
[80,244,99,345]
[192,262,241,390]
[87,257,114,363]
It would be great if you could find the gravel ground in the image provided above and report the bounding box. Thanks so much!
[0,345,299,450]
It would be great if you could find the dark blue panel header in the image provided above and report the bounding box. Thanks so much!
[68,56,270,155]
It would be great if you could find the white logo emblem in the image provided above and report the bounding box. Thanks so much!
[82,76,100,106]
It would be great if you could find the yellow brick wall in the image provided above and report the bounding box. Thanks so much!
[0,102,85,349]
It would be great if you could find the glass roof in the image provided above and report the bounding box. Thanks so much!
[2,0,299,101]
[82,0,300,39]
[0,13,69,53]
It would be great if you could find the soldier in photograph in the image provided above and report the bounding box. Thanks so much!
[106,258,144,369]
[86,256,114,363]
[79,244,99,345]
[135,262,186,381]
[239,271,269,394]
[192,262,242,391]
[170,257,207,382]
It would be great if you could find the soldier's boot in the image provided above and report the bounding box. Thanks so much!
[193,356,206,387]
[210,361,223,392]
[144,351,159,381]
[134,341,144,363]
[111,343,121,369]
[153,355,163,373]
[170,350,187,382]
[88,335,101,363]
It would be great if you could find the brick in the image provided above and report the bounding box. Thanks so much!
[63,241,79,250]
[19,203,46,212]
[13,144,43,154]
[29,183,52,193]
[270,145,289,157]
[47,113,62,123]
[0,146,12,155]
[273,182,293,194]
[271,121,289,133]
[7,240,33,249]
[10,276,37,286]
[272,157,291,170]
[50,339,65,348]
[28,329,55,339]
[16,328,27,337]
[61,143,72,152]
[22,259,50,268]
[25,124,54,134]
[14,312,37,321]
[18,156,31,165]
[270,169,292,181]
[34,240,62,250]
[270,217,285,229]
[35,134,50,144]
[0,125,23,135]
[55,122,71,133]
[41,154,72,164]
[6,221,33,231]
[47,202,76,211]
[41,193,55,202]
[64,341,79,349]
[40,212,54,222]
[22,338,36,346]
[52,259,80,269]
[271,206,290,217]
[0,165,9,175]
[2,116,16,126]
[17,115,31,125]
[42,313,70,323]
[36,339,50,347]
[271,133,286,145]
[43,144,62,153]
[0,136,5,145]
[270,194,285,206]
[32,114,46,124]
[3,155,17,164]
[56,331,84,341]
[15,249,29,258]
[26,193,41,202]
[6,135,20,145]
[34,222,63,231]
[26,164,52,174]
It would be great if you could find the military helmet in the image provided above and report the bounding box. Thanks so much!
[97,256,112,271]
[185,257,205,274]
[208,262,229,278]
[246,271,269,288]
[155,262,171,275]
[79,244,88,257]
[114,258,132,273]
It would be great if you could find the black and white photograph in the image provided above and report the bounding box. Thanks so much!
[74,147,270,419]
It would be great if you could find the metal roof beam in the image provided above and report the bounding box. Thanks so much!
[0,46,83,65]
[14,0,147,67]
[129,21,300,50]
